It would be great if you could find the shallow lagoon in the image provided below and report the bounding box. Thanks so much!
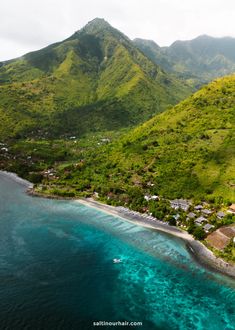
[0,172,234,330]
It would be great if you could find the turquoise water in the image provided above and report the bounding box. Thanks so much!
[0,173,234,329]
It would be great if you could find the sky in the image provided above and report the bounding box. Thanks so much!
[1,0,235,61]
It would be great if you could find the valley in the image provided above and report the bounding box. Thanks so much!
[0,18,235,263]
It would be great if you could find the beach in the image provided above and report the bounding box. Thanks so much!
[77,198,235,279]
[1,170,235,279]
[1,170,235,329]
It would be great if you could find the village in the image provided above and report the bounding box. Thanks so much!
[113,195,235,259]
[144,196,235,255]
[143,195,234,228]
[1,140,234,260]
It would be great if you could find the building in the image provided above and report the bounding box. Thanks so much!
[170,199,191,211]
[144,195,151,201]
[187,212,196,219]
[195,216,207,225]
[203,224,215,233]
[101,138,110,143]
[217,211,225,219]
[202,209,213,216]
[194,205,203,211]
[144,195,159,201]
[228,204,235,214]
[173,214,180,220]
[151,195,159,201]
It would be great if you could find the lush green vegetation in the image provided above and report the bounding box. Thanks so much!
[190,225,207,240]
[207,239,235,263]
[0,19,235,260]
[0,18,191,141]
[39,75,235,204]
[0,129,126,183]
[134,36,235,87]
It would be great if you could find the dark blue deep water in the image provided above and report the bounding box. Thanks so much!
[0,172,235,330]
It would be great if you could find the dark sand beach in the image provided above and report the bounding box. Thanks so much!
[77,198,235,279]
[3,169,233,279]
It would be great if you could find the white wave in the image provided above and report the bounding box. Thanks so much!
[0,170,33,188]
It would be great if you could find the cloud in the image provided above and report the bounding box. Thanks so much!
[0,0,235,60]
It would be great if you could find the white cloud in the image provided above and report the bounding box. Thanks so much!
[0,0,235,60]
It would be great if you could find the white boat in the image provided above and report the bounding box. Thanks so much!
[113,258,122,263]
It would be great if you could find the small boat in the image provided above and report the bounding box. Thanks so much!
[113,258,122,263]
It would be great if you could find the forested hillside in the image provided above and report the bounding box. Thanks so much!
[0,18,190,140]
[134,36,235,87]
[43,75,235,203]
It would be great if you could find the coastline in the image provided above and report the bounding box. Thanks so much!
[1,171,235,279]
[0,170,33,188]
[76,198,235,279]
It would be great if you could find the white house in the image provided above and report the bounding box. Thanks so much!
[195,216,207,225]
[194,205,203,211]
[170,199,191,211]
[217,211,225,219]
[203,224,215,233]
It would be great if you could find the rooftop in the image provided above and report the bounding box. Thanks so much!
[229,204,235,211]
[202,209,212,215]
[187,212,196,218]
[217,211,225,218]
[194,205,203,210]
[203,224,214,231]
[195,216,207,224]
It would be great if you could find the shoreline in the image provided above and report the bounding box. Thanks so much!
[0,170,33,188]
[2,171,235,279]
[76,198,235,279]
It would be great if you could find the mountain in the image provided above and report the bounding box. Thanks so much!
[49,74,235,203]
[0,18,191,140]
[134,38,173,73]
[134,35,235,86]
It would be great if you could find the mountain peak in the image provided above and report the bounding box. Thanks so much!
[73,17,130,44]
[86,18,110,27]
[196,34,212,40]
[80,18,112,33]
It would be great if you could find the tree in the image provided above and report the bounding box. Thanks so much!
[168,216,176,226]
[193,227,206,240]
[187,219,196,234]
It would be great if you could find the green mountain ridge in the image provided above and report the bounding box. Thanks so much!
[0,18,191,140]
[48,74,235,203]
[1,19,235,206]
[134,35,235,86]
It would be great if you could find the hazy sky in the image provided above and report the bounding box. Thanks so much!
[1,0,235,61]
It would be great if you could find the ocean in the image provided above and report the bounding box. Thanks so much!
[0,172,234,330]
